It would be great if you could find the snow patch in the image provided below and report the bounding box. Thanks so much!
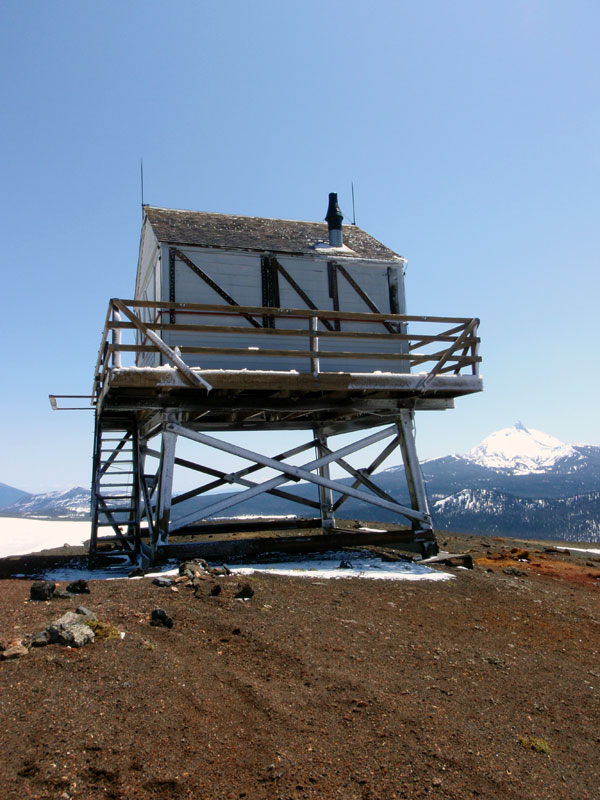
[0,517,90,558]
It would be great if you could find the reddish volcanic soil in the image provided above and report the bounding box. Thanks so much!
[1,532,599,800]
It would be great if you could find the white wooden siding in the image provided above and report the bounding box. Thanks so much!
[148,242,409,374]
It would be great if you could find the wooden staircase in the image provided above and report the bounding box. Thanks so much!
[89,415,141,565]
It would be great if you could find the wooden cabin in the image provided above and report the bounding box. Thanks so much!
[134,196,410,374]
[82,193,482,567]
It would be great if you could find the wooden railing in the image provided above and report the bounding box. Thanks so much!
[93,299,480,402]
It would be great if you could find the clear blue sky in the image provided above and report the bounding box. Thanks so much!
[1,0,599,493]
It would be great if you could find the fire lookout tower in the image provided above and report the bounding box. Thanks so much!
[81,194,481,566]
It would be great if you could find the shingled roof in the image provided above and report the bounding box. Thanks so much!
[144,206,402,261]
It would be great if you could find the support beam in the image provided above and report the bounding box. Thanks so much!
[396,410,432,532]
[154,429,177,555]
[314,428,335,528]
[332,435,400,512]
[167,423,428,531]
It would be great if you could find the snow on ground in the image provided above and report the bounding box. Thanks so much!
[557,546,600,556]
[0,517,451,582]
[229,556,452,581]
[0,517,90,558]
[142,554,452,583]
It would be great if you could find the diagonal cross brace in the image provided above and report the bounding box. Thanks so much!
[167,423,428,531]
[113,300,213,391]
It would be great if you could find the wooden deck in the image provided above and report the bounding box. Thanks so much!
[90,299,482,428]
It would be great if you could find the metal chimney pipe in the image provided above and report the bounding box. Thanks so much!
[325,192,343,247]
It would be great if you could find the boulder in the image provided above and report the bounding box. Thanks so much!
[235,583,254,600]
[46,612,95,647]
[30,581,56,601]
[150,608,173,629]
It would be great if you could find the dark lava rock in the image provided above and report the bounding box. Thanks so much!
[503,566,528,577]
[150,608,173,629]
[67,579,90,594]
[52,588,71,599]
[30,581,55,601]
[338,560,353,569]
[235,583,254,600]
[30,631,50,648]
[152,576,174,587]
[209,584,222,597]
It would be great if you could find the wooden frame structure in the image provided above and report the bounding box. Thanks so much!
[85,298,481,566]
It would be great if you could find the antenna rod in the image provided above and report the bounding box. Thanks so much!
[140,159,145,210]
[351,181,356,225]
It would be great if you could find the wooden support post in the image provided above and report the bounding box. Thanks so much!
[396,410,432,535]
[154,426,177,556]
[88,412,102,566]
[128,424,142,563]
[314,428,335,529]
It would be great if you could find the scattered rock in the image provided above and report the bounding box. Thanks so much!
[30,581,55,601]
[209,584,222,597]
[179,560,209,579]
[150,608,173,629]
[53,588,72,599]
[46,612,95,647]
[235,583,254,600]
[338,560,353,569]
[503,566,528,577]
[67,579,90,594]
[152,576,174,587]
[210,565,232,576]
[29,631,50,648]
[128,567,144,578]
[76,606,96,620]
[0,639,28,660]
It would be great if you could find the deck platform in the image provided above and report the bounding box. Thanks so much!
[53,300,482,567]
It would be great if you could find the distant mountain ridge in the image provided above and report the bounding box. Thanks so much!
[2,424,599,541]
[0,482,30,509]
[0,487,91,520]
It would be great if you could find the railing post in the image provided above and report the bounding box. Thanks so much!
[309,316,320,379]
[111,303,122,369]
[472,321,480,376]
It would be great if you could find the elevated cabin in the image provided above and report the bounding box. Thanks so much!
[135,198,409,374]
[82,194,482,567]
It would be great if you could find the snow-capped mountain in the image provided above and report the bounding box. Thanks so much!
[0,487,91,520]
[463,422,577,474]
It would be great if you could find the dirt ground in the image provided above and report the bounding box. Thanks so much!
[1,531,599,800]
